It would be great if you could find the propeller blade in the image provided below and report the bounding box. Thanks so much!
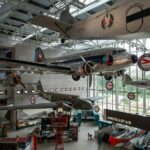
[89,74,92,87]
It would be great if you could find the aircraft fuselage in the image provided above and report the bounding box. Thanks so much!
[46,47,137,77]
[68,0,150,40]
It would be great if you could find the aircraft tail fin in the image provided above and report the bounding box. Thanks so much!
[34,47,45,63]
[37,80,43,92]
[122,74,132,86]
[60,7,77,24]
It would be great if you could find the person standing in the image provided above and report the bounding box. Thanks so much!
[89,134,93,141]
[88,132,90,140]
[33,131,38,150]
[2,125,7,137]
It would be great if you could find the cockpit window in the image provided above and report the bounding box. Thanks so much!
[112,49,126,54]
[118,49,126,53]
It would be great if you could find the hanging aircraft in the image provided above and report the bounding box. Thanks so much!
[0,47,138,82]
[34,47,136,81]
[0,71,26,89]
[122,74,150,90]
[0,81,107,111]
[36,80,92,110]
[8,72,26,89]
[30,0,150,43]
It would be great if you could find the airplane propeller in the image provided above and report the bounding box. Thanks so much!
[89,74,92,87]
[80,56,93,87]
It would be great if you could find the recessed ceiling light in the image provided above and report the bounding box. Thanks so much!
[17,90,21,94]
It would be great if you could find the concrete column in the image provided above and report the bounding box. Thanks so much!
[10,110,17,130]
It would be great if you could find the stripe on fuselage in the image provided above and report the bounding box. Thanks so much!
[51,55,106,65]
[126,7,150,23]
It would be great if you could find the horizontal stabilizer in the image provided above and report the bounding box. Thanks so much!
[31,15,72,32]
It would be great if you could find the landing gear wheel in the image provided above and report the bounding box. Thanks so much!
[72,74,80,81]
[104,75,112,80]
[61,38,65,43]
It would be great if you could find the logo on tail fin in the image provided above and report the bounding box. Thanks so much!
[34,47,45,63]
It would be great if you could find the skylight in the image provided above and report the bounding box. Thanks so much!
[79,0,96,5]
[69,5,79,13]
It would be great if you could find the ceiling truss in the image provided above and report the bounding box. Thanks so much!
[0,0,121,49]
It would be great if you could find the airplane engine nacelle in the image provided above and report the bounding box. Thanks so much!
[82,62,93,75]
[72,62,93,81]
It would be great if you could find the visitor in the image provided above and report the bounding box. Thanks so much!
[88,132,90,140]
[2,125,7,137]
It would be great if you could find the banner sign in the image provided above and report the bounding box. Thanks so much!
[104,109,150,130]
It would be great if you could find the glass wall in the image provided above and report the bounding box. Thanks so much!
[90,38,150,116]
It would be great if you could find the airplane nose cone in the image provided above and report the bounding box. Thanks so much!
[132,55,138,64]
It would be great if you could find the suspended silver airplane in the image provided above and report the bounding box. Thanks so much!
[30,0,150,43]
[35,47,137,81]
[0,47,137,81]
[122,74,150,89]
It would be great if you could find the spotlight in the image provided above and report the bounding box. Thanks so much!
[0,91,4,95]
[31,90,35,93]
[17,90,21,94]
[24,90,28,94]
[44,89,48,92]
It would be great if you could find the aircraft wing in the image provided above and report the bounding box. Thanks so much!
[31,15,72,33]
[0,103,56,110]
[0,101,92,111]
[0,58,71,74]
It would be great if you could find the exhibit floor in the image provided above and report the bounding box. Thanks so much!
[7,121,128,150]
[37,122,127,150]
